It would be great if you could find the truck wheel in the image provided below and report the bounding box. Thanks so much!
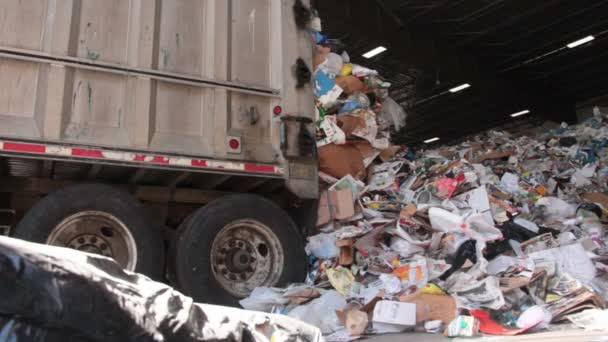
[171,194,306,305]
[13,184,165,279]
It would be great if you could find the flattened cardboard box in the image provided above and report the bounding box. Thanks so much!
[317,188,355,226]
[398,293,457,324]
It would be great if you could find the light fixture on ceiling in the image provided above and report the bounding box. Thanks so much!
[423,137,440,144]
[449,83,471,93]
[362,46,387,58]
[566,35,595,49]
[510,109,530,118]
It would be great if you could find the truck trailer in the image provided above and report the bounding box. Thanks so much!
[0,0,317,305]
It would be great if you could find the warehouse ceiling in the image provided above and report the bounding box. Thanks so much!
[313,0,608,145]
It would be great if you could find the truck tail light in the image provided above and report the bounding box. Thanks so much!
[229,139,240,149]
[227,137,241,153]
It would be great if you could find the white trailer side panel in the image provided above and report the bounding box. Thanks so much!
[0,0,314,168]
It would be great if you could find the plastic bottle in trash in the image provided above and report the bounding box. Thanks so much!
[339,93,371,113]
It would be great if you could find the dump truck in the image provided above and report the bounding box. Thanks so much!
[0,0,317,305]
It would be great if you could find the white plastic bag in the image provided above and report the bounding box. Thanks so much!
[378,274,402,295]
[535,197,576,218]
[429,208,502,242]
[517,305,552,331]
[351,64,378,77]
[341,51,350,63]
[287,290,347,334]
[239,287,289,312]
[513,218,539,233]
[500,172,520,194]
[305,233,339,259]
[326,53,344,77]
[378,97,407,131]
[390,237,425,257]
[465,214,503,242]
[429,207,462,233]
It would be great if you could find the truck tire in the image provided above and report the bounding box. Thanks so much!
[171,194,306,305]
[13,184,165,280]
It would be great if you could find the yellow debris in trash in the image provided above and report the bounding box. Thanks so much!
[339,63,353,76]
[545,294,562,303]
[327,267,355,296]
[421,283,447,295]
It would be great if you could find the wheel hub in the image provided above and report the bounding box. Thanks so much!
[67,234,113,257]
[228,248,254,272]
[210,219,284,298]
[217,239,257,280]
[46,211,137,271]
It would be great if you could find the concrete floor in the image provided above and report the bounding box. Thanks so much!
[366,325,608,342]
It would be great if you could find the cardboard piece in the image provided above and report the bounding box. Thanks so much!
[438,148,457,159]
[337,115,366,138]
[317,188,356,226]
[354,226,384,256]
[319,143,365,179]
[332,189,355,220]
[544,288,602,322]
[335,308,368,336]
[473,149,515,163]
[335,76,366,95]
[400,204,417,219]
[372,300,416,327]
[360,290,384,313]
[336,239,355,265]
[317,191,332,226]
[351,140,379,168]
[379,145,400,162]
[397,293,457,324]
[581,192,608,212]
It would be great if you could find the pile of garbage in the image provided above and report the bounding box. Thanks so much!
[241,7,608,340]
[246,19,608,334]
[308,12,407,180]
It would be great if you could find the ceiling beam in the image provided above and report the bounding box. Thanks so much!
[453,0,563,47]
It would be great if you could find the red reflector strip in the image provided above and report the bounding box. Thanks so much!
[71,148,104,158]
[151,156,169,164]
[191,159,207,167]
[244,164,276,173]
[0,139,284,176]
[132,155,168,164]
[3,142,46,153]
